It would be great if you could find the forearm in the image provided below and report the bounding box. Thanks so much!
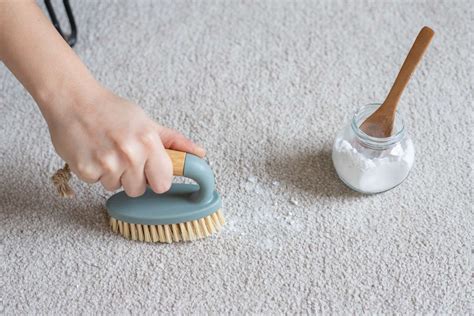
[0,0,100,122]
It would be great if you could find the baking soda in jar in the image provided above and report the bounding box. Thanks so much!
[332,104,415,194]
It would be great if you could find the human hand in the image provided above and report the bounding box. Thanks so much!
[46,87,205,197]
[0,1,206,197]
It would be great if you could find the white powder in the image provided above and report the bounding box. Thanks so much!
[332,136,415,193]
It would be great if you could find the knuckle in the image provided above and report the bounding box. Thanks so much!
[76,163,94,177]
[97,154,118,173]
[117,140,136,158]
[117,140,148,167]
[75,164,99,183]
[75,161,88,174]
[139,130,157,148]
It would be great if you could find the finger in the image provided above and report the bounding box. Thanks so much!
[100,174,122,191]
[69,162,101,184]
[120,161,147,197]
[145,144,173,194]
[158,127,206,158]
[98,154,124,191]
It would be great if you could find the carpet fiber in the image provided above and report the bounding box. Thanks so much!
[1,0,472,314]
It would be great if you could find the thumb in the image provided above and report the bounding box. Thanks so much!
[157,126,206,158]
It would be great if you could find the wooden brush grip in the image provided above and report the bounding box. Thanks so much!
[165,149,186,176]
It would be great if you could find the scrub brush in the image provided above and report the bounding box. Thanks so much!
[52,149,224,243]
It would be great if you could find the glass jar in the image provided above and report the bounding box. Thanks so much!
[332,104,415,194]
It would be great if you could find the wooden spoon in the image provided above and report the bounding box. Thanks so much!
[360,26,434,138]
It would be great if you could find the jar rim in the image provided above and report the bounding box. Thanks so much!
[351,103,405,147]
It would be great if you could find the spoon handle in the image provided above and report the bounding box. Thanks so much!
[383,27,434,110]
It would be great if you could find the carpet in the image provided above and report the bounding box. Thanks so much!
[1,0,472,314]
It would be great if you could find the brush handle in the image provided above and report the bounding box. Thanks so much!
[165,149,186,176]
[165,149,216,204]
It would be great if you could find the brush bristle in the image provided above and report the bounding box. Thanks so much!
[109,209,224,243]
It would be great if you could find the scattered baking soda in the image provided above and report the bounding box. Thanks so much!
[247,176,257,183]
